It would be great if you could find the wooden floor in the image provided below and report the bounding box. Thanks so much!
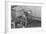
[11,19,41,28]
[31,20,41,27]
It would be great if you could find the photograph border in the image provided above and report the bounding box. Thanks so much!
[5,1,44,33]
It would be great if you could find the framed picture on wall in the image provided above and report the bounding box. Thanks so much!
[5,1,45,34]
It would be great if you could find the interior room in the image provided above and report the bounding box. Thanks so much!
[11,5,41,28]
